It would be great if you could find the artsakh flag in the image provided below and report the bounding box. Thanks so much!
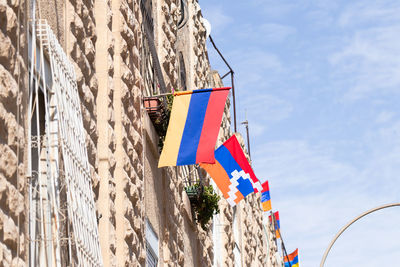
[269,211,281,239]
[261,181,272,212]
[158,87,230,167]
[200,135,263,206]
[284,249,299,267]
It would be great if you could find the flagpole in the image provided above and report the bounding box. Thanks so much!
[241,118,251,160]
[272,213,291,267]
[174,87,231,96]
[280,236,292,267]
[149,87,232,97]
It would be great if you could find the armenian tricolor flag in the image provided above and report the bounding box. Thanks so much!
[158,87,230,167]
[261,181,272,212]
[200,135,263,206]
[284,249,299,267]
[269,211,281,239]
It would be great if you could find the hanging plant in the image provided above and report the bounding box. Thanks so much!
[191,184,220,230]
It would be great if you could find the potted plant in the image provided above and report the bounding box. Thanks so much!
[186,184,220,230]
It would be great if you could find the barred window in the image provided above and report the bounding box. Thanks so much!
[146,219,159,267]
[28,20,102,266]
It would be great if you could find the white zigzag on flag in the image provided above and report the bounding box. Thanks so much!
[226,170,241,206]
[250,177,263,193]
[227,170,246,207]
[226,170,262,206]
[240,170,262,192]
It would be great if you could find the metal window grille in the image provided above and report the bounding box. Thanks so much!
[28,16,63,266]
[146,245,158,267]
[140,0,167,96]
[182,165,204,202]
[145,220,159,267]
[28,19,103,266]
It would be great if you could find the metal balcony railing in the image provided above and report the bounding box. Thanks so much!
[183,166,204,202]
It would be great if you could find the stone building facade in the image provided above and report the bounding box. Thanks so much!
[0,0,280,266]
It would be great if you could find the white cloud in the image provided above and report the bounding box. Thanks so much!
[338,1,400,27]
[329,26,400,101]
[248,0,298,18]
[233,49,283,73]
[243,94,293,123]
[232,23,296,44]
[259,23,296,42]
[253,140,359,188]
[200,5,234,35]
[375,111,395,124]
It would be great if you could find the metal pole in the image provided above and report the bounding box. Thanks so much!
[231,72,237,132]
[271,212,291,267]
[208,35,237,132]
[276,229,291,266]
[280,237,291,267]
[241,120,251,159]
[149,86,232,97]
[209,35,234,71]
[246,123,250,158]
[271,213,291,267]
[320,203,400,267]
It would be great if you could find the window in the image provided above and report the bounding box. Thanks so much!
[28,20,102,266]
[28,24,61,266]
[140,0,167,96]
[146,219,159,267]
[233,244,242,267]
[232,208,242,267]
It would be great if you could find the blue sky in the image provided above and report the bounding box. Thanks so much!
[200,0,400,266]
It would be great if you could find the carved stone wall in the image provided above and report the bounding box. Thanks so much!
[0,0,27,266]
[95,0,117,265]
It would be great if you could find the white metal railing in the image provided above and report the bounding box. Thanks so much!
[28,19,103,266]
[39,20,103,266]
[29,12,62,266]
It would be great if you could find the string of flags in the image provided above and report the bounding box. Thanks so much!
[158,87,298,265]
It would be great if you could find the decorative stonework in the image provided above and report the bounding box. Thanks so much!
[0,0,27,265]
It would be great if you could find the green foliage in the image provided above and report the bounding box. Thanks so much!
[192,184,220,230]
[157,93,174,150]
[157,92,176,150]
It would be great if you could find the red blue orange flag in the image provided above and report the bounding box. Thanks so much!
[284,249,299,267]
[158,87,230,167]
[200,135,263,206]
[261,181,272,212]
[269,211,281,239]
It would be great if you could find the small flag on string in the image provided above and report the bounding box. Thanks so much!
[284,248,299,267]
[158,87,230,167]
[200,135,263,206]
[269,211,281,239]
[261,181,272,212]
